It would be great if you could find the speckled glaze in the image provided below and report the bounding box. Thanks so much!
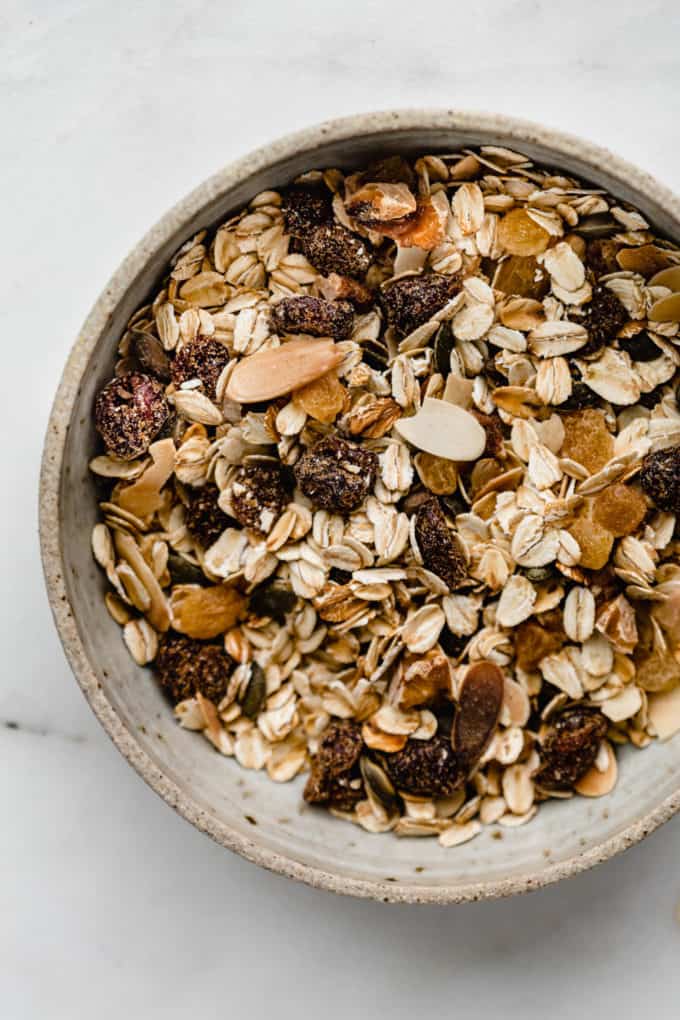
[39,111,680,904]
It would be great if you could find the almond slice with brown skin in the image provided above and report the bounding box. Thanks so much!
[648,265,680,291]
[453,661,505,766]
[225,339,343,403]
[649,292,680,323]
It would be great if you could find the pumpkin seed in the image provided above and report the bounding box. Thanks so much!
[241,663,267,719]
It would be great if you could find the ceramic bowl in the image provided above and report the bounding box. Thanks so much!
[40,110,680,903]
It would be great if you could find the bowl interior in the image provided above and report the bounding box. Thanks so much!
[51,118,680,900]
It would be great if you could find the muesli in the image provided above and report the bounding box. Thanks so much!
[90,146,680,845]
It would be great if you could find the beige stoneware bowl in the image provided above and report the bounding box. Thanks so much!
[40,110,680,903]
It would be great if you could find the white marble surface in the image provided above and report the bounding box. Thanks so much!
[3,0,680,1016]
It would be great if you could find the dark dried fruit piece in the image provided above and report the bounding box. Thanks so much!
[433,322,455,375]
[131,331,172,381]
[579,285,628,357]
[185,483,233,548]
[576,214,618,240]
[95,372,170,460]
[281,185,333,236]
[230,461,291,532]
[453,661,504,766]
[585,238,621,276]
[383,733,465,797]
[271,296,353,340]
[240,663,267,719]
[640,446,680,512]
[294,436,378,514]
[536,707,608,790]
[304,721,364,810]
[360,337,389,370]
[363,155,416,186]
[618,330,661,363]
[249,583,297,622]
[155,632,232,704]
[381,274,460,338]
[171,338,230,400]
[559,378,602,411]
[166,552,206,587]
[471,411,505,459]
[414,498,468,590]
[299,224,372,279]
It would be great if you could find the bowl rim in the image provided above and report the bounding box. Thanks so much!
[39,108,680,904]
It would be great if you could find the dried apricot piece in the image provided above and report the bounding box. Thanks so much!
[497,208,550,256]
[592,483,647,537]
[561,409,613,473]
[568,502,614,571]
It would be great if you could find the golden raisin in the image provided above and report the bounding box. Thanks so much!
[294,370,347,424]
[497,209,551,256]
[493,255,550,299]
[592,483,647,537]
[561,409,614,474]
[515,616,565,671]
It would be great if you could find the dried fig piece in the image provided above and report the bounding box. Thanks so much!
[414,498,468,590]
[171,337,230,400]
[185,483,233,547]
[579,285,628,357]
[155,632,232,704]
[299,224,372,279]
[294,436,378,514]
[381,274,460,337]
[536,707,608,791]
[383,733,465,797]
[640,446,680,513]
[493,256,550,300]
[471,411,505,459]
[95,372,170,460]
[271,296,354,340]
[230,461,291,533]
[559,380,601,411]
[281,185,333,236]
[304,721,364,810]
[453,661,504,765]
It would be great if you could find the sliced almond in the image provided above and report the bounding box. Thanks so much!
[648,266,680,290]
[499,297,545,331]
[649,292,680,323]
[395,397,486,461]
[225,339,343,403]
[117,438,176,518]
[114,532,170,632]
[615,245,673,276]
[647,685,680,741]
[362,719,408,752]
[575,741,618,797]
